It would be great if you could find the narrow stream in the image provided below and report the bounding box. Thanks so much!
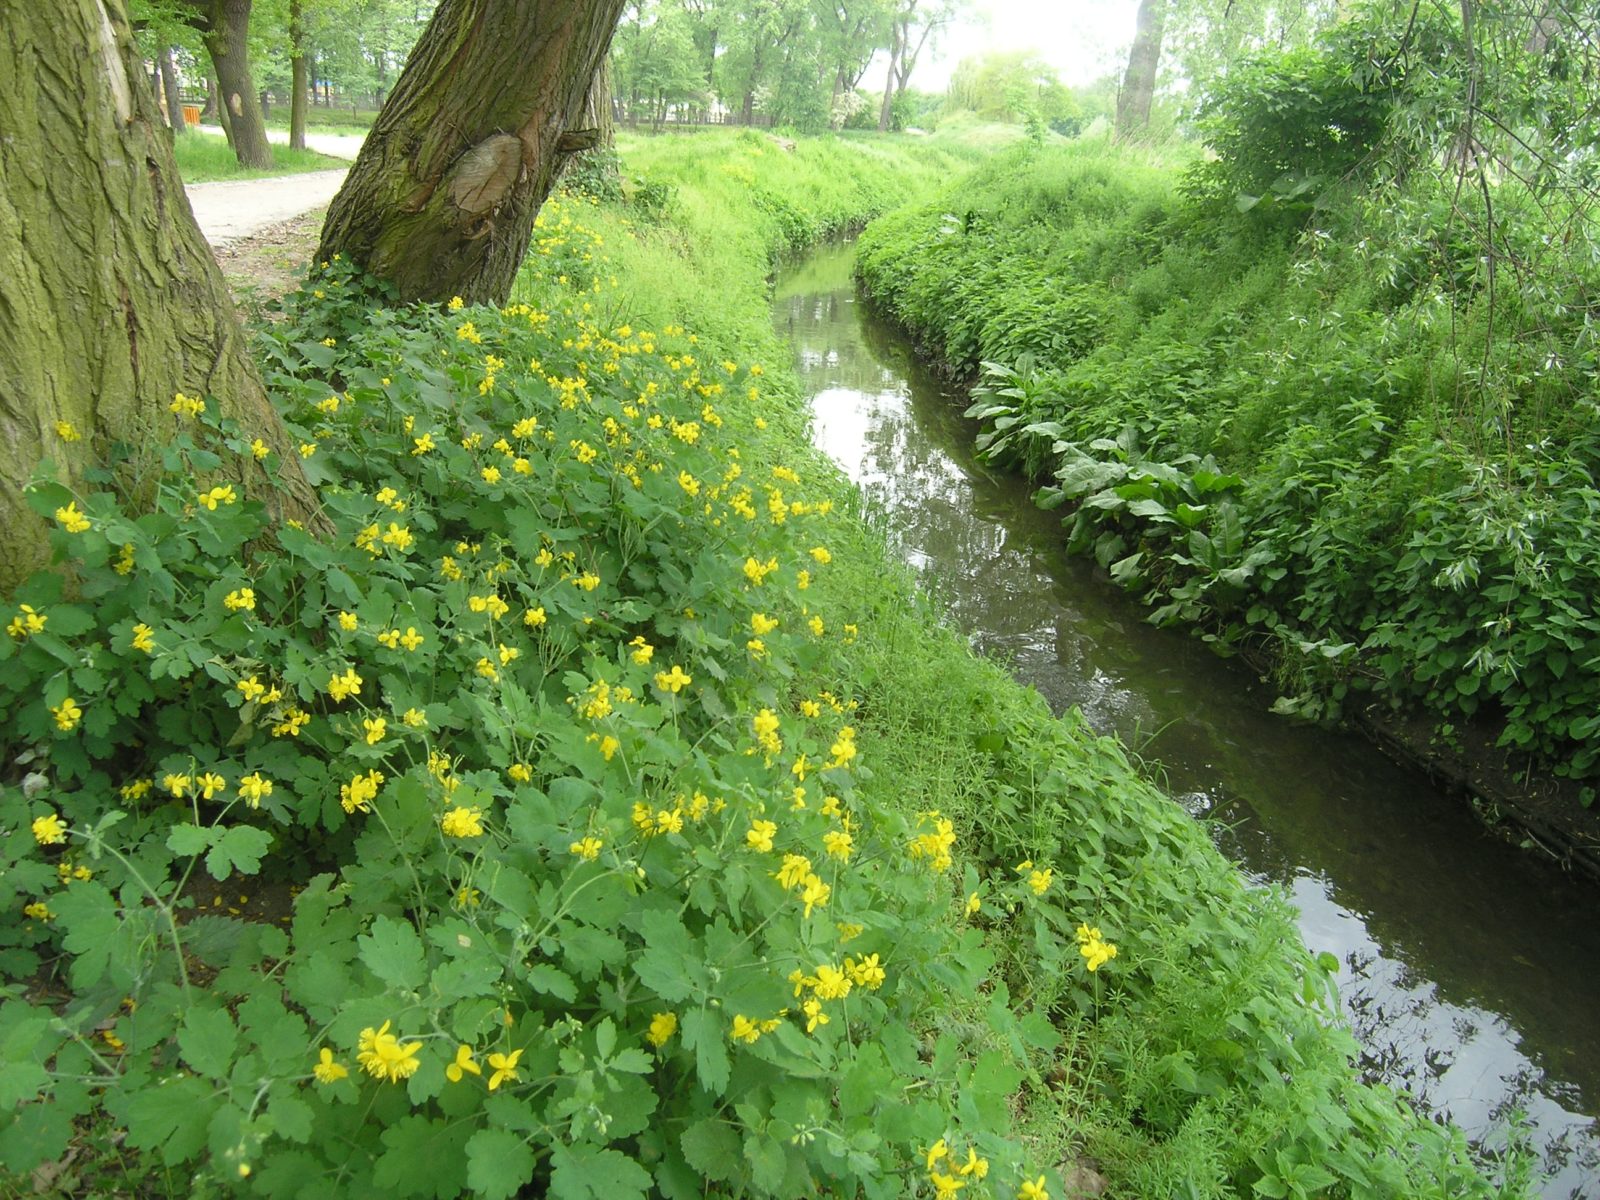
[776,242,1600,1198]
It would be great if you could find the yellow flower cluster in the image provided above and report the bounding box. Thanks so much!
[356,1021,420,1082]
[909,811,957,872]
[1075,923,1118,972]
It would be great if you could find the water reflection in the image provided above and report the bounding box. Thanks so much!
[776,242,1600,1198]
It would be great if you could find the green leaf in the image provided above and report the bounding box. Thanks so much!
[178,1006,238,1079]
[0,1102,71,1175]
[526,963,578,1002]
[680,1008,729,1095]
[465,1128,537,1200]
[205,825,273,879]
[166,822,217,856]
[548,1143,652,1200]
[120,1075,213,1164]
[680,1118,742,1183]
[360,914,426,991]
[744,1133,788,1193]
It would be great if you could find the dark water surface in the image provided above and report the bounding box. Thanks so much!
[775,242,1600,1199]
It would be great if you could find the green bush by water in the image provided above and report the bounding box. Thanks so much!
[0,129,1520,1197]
[858,125,1600,785]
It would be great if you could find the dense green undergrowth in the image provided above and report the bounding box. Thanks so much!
[858,130,1600,790]
[1,129,1519,1198]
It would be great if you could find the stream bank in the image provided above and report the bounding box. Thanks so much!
[778,240,1600,1199]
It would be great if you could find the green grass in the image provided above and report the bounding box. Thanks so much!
[172,131,348,183]
[263,107,380,134]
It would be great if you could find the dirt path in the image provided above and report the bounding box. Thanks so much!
[195,124,367,160]
[186,169,348,249]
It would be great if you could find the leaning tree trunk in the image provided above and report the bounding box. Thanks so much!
[316,0,629,305]
[200,0,275,168]
[159,46,187,133]
[0,0,320,596]
[1115,0,1166,141]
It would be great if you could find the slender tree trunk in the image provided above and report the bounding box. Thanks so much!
[317,0,629,305]
[289,0,308,150]
[877,20,902,132]
[1115,0,1166,141]
[0,0,320,595]
[159,46,187,133]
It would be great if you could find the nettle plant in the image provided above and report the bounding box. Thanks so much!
[1,265,1110,1198]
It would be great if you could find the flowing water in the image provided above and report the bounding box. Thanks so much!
[775,242,1600,1199]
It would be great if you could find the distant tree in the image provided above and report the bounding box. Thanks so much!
[877,0,963,132]
[184,0,276,166]
[1115,0,1166,140]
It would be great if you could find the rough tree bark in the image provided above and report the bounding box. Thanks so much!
[289,0,308,152]
[159,45,187,133]
[316,0,629,305]
[1115,0,1166,141]
[193,0,275,168]
[877,17,902,132]
[0,0,320,596]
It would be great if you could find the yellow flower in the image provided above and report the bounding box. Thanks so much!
[163,773,193,798]
[730,1015,763,1044]
[654,664,691,693]
[131,623,156,654]
[958,1148,989,1179]
[7,604,47,639]
[237,774,272,809]
[931,1172,966,1199]
[808,615,825,637]
[399,627,424,652]
[237,675,266,702]
[250,439,270,460]
[169,392,205,419]
[50,697,83,731]
[799,874,831,918]
[812,963,852,1000]
[1027,868,1053,896]
[628,636,654,665]
[440,806,485,838]
[486,1048,522,1091]
[31,813,68,845]
[775,853,812,890]
[598,734,620,761]
[23,901,54,921]
[569,836,603,861]
[312,1047,348,1084]
[363,716,387,745]
[445,1044,482,1083]
[809,546,832,564]
[802,997,829,1033]
[926,1139,951,1171]
[55,420,82,442]
[481,465,502,484]
[326,667,362,701]
[846,953,885,990]
[508,762,533,783]
[54,502,91,534]
[822,829,853,861]
[575,571,600,591]
[299,442,318,458]
[523,606,547,628]
[356,1021,421,1083]
[402,707,428,728]
[646,1012,677,1048]
[339,770,384,814]
[412,433,435,455]
[196,772,227,800]
[223,588,256,613]
[198,484,236,510]
[965,892,982,917]
[1019,1176,1049,1200]
[1080,936,1118,972]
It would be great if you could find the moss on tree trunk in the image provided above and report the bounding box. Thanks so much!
[0,0,319,596]
[316,0,629,306]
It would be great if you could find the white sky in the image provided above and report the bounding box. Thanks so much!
[909,0,1143,91]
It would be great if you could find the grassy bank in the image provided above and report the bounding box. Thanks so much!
[173,132,348,183]
[0,130,1518,1197]
[857,131,1600,832]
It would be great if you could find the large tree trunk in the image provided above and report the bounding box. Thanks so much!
[199,0,275,168]
[1115,0,1166,141]
[159,46,187,134]
[316,0,628,306]
[289,0,308,151]
[0,0,320,596]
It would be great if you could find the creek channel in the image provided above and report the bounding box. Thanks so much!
[774,241,1600,1198]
